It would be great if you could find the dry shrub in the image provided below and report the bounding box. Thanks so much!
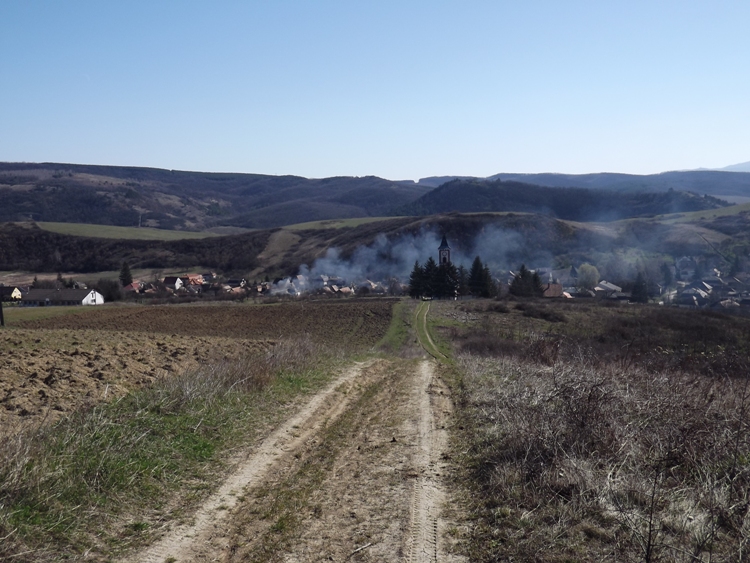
[457,351,750,562]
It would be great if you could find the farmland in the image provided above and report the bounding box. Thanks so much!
[2,300,395,434]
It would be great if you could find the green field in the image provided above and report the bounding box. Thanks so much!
[284,216,404,230]
[1,304,96,325]
[37,222,220,240]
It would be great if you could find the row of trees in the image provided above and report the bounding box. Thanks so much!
[409,256,496,299]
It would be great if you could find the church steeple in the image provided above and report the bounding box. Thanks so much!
[438,235,451,265]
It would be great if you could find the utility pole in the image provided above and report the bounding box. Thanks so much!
[0,299,5,327]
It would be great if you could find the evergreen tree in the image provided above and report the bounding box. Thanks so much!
[481,265,496,298]
[457,265,469,296]
[409,261,424,298]
[436,262,459,299]
[423,257,439,297]
[510,264,544,297]
[631,271,649,303]
[119,261,133,287]
[468,256,485,296]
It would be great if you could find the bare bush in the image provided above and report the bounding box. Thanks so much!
[457,351,750,562]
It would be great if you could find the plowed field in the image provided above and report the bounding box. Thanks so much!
[2,299,396,434]
[17,299,396,346]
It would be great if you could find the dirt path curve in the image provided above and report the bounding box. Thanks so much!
[122,360,373,563]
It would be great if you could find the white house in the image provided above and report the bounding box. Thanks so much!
[21,288,105,306]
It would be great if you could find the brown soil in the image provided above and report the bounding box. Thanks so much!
[2,300,395,435]
[0,328,269,435]
[17,300,395,346]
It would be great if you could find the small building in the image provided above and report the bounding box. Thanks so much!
[179,274,204,286]
[163,276,184,291]
[21,288,105,307]
[0,287,23,302]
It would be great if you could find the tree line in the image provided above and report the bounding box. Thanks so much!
[409,256,496,299]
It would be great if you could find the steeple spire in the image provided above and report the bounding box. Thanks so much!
[438,235,451,265]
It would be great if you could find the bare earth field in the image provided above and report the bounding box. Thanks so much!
[2,300,394,435]
[0,328,270,434]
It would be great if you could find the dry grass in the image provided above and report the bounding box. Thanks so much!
[0,336,334,562]
[456,350,750,562]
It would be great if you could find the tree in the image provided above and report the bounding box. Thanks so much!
[631,271,649,303]
[422,257,439,297]
[408,261,424,298]
[457,265,469,297]
[509,264,544,297]
[481,265,496,298]
[468,256,485,296]
[577,263,600,290]
[119,261,133,287]
[436,262,459,299]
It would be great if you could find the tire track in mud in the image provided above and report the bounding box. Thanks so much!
[121,360,374,563]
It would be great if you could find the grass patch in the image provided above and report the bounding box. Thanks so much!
[1,305,96,326]
[0,338,339,561]
[283,216,402,231]
[36,222,219,240]
[377,300,411,354]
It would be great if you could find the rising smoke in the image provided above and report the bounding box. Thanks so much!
[272,225,552,294]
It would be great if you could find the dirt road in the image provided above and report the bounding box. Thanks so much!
[124,306,461,562]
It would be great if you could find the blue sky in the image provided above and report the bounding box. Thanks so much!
[1,1,748,179]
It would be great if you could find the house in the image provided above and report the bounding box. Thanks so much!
[21,288,105,307]
[0,287,23,302]
[163,277,184,291]
[595,281,622,298]
[122,281,144,293]
[543,283,563,298]
[179,274,204,286]
[226,278,246,288]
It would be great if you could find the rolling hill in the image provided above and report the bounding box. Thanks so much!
[399,179,729,221]
[0,163,431,230]
[418,169,750,197]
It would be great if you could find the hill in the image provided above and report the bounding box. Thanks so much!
[0,163,431,230]
[418,169,750,197]
[400,179,728,221]
[1,207,742,281]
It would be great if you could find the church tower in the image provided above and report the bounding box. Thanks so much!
[438,235,451,265]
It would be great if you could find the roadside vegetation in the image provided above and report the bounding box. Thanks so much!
[430,299,750,561]
[0,299,399,562]
[0,338,342,561]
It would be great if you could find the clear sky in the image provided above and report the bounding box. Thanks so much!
[1,1,748,180]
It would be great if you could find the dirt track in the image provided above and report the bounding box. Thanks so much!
[121,307,463,562]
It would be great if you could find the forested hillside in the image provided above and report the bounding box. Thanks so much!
[401,179,728,220]
[0,163,430,230]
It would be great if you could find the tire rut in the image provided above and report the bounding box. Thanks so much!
[121,360,374,563]
[405,360,451,563]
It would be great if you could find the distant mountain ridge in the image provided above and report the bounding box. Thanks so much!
[1,162,748,231]
[418,168,750,196]
[720,161,750,172]
[401,178,729,221]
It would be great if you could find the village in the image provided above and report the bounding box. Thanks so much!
[2,238,750,311]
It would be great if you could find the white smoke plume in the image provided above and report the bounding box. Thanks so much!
[276,225,550,290]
